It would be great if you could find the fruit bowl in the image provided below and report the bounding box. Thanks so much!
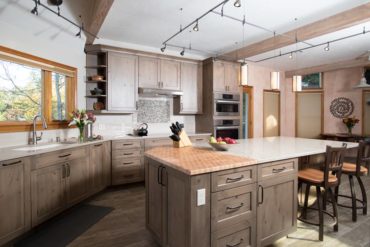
[209,142,229,151]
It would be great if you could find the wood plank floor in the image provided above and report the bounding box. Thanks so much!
[67,176,370,247]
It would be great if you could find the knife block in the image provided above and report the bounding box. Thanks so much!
[173,129,192,148]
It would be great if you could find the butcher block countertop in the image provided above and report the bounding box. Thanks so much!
[145,137,358,175]
[144,146,258,175]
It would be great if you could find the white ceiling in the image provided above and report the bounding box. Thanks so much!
[99,0,370,70]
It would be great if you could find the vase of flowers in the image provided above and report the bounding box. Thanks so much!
[342,116,359,135]
[69,110,96,143]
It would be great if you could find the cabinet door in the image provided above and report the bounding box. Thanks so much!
[108,52,138,111]
[225,63,240,93]
[31,163,66,226]
[0,159,30,245]
[66,156,90,206]
[145,160,166,245]
[180,62,202,113]
[257,174,297,247]
[160,59,180,90]
[90,143,105,194]
[213,61,226,92]
[138,56,160,88]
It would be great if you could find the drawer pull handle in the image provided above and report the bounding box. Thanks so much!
[2,160,22,166]
[123,162,134,165]
[123,143,134,146]
[258,185,264,205]
[226,175,244,183]
[272,167,286,173]
[195,138,204,141]
[226,203,244,212]
[94,144,103,147]
[226,238,243,247]
[124,153,134,155]
[59,154,71,158]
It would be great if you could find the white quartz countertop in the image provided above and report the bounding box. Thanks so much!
[0,132,211,162]
[207,137,358,163]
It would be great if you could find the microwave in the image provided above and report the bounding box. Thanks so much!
[214,93,240,116]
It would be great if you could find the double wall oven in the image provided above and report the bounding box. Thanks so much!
[213,93,241,139]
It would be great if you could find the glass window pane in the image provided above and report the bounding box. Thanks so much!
[0,60,42,121]
[302,73,322,89]
[51,72,67,121]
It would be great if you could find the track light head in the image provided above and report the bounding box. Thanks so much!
[180,48,185,56]
[31,6,38,15]
[193,20,199,32]
[234,0,241,8]
[289,53,293,59]
[324,42,330,51]
[75,27,82,38]
[160,44,166,52]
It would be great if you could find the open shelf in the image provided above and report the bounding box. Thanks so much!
[85,95,107,98]
[85,80,107,83]
[85,65,107,69]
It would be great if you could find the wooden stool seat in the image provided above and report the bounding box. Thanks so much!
[298,168,337,185]
[342,162,368,175]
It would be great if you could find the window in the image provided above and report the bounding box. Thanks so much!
[0,46,77,132]
[301,73,322,90]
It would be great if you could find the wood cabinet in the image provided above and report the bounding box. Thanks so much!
[138,56,180,90]
[0,158,31,246]
[213,60,240,93]
[66,156,90,206]
[90,142,111,193]
[256,159,298,247]
[31,162,66,226]
[107,52,138,112]
[175,62,202,114]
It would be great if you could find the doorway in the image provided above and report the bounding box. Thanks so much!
[242,86,253,138]
[263,90,280,137]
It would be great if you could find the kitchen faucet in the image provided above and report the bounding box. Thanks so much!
[30,115,48,145]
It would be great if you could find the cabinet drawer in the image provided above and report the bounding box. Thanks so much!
[144,138,172,150]
[112,148,141,159]
[211,184,256,232]
[211,166,256,192]
[32,147,87,170]
[212,220,254,247]
[112,140,142,150]
[112,158,141,168]
[112,164,144,185]
[258,159,297,181]
[189,135,209,144]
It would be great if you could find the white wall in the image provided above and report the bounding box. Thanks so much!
[0,1,196,148]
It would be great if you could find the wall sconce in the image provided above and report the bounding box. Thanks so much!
[241,63,248,85]
[292,75,302,92]
[270,71,280,90]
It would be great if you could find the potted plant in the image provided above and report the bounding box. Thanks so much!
[68,110,96,142]
[342,116,359,135]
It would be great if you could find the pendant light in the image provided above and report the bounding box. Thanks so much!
[270,32,280,90]
[241,62,248,85]
[353,68,370,89]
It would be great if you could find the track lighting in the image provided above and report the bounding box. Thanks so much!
[160,44,166,52]
[75,27,82,38]
[31,0,38,15]
[234,0,241,7]
[180,48,185,56]
[289,53,293,59]
[324,42,330,51]
[193,20,199,32]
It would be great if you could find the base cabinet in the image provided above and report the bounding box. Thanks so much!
[90,142,111,193]
[0,158,31,246]
[66,156,90,206]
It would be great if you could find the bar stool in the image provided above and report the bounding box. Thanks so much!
[298,144,347,241]
[336,141,369,222]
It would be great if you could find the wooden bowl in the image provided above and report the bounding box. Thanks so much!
[90,75,104,81]
[93,102,105,110]
[209,142,229,151]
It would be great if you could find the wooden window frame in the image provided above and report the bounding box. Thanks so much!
[0,46,77,133]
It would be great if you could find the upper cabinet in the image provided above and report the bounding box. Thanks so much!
[176,62,202,114]
[138,56,180,90]
[213,60,240,93]
[107,52,138,112]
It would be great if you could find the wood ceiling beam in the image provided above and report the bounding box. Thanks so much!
[223,3,370,60]
[85,0,114,44]
[285,57,370,78]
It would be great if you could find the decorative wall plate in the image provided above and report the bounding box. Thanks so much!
[329,97,354,118]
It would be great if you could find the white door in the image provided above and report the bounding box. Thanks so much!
[263,91,280,137]
[108,52,138,111]
[296,92,323,138]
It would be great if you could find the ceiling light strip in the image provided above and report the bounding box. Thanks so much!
[253,27,370,63]
[211,10,315,48]
[162,0,231,45]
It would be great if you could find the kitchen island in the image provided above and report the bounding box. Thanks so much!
[144,137,357,247]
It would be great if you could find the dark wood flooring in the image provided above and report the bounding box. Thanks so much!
[66,175,370,247]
